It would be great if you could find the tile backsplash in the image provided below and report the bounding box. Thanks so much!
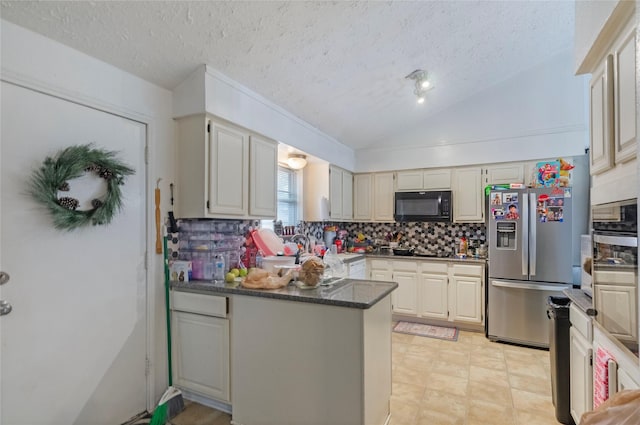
[298,221,486,256]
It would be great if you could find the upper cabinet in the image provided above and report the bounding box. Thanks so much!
[452,167,483,222]
[175,115,277,219]
[483,163,524,186]
[396,169,451,191]
[303,164,352,221]
[587,11,636,204]
[352,172,394,222]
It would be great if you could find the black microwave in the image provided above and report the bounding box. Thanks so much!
[394,190,452,222]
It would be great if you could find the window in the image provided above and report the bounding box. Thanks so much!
[277,166,299,226]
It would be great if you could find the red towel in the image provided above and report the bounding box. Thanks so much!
[593,346,615,409]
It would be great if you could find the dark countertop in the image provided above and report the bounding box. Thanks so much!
[172,277,398,309]
[562,288,596,316]
[365,253,487,264]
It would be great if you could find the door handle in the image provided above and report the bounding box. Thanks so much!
[0,300,12,316]
[0,271,10,285]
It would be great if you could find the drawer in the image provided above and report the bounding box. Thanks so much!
[171,291,228,318]
[392,260,418,271]
[420,261,448,274]
[570,303,592,341]
[369,259,390,269]
[451,263,484,277]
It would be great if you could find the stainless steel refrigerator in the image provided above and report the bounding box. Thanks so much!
[487,178,588,348]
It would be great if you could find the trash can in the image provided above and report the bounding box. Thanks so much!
[547,295,575,425]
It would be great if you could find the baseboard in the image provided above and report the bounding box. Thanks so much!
[392,314,484,333]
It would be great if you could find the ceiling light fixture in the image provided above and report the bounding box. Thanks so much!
[405,69,434,104]
[286,153,307,170]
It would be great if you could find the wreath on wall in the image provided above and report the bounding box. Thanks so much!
[30,144,135,231]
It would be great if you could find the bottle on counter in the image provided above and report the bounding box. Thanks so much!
[459,237,468,255]
[255,250,264,269]
[214,254,226,280]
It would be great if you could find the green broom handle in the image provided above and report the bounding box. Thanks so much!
[163,235,174,386]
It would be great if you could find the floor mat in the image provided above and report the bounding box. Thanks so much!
[393,321,458,341]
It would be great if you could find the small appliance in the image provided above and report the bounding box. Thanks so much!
[394,190,452,222]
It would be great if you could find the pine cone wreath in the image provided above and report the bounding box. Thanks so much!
[91,198,104,209]
[58,197,79,210]
[84,163,100,173]
[98,167,114,180]
[58,181,70,191]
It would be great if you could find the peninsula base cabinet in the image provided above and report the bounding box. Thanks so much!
[170,291,230,405]
[569,303,592,424]
[368,258,485,326]
[231,294,392,425]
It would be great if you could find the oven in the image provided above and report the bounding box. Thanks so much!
[592,198,638,359]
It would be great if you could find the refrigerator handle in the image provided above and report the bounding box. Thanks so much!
[521,192,528,276]
[529,193,537,277]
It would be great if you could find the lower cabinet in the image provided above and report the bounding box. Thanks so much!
[570,327,592,422]
[171,291,230,403]
[347,259,367,279]
[368,258,485,325]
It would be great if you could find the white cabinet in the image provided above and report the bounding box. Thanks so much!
[391,261,419,315]
[612,20,636,165]
[176,115,277,219]
[449,264,484,324]
[354,173,394,222]
[588,14,637,205]
[569,303,593,424]
[594,284,637,342]
[329,165,353,221]
[368,258,485,325]
[452,167,484,222]
[171,291,230,403]
[483,163,524,185]
[590,57,615,175]
[353,174,373,220]
[303,164,352,221]
[373,173,395,222]
[396,169,451,191]
[419,262,449,320]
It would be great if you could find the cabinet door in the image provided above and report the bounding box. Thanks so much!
[342,170,353,220]
[423,169,451,190]
[353,174,372,220]
[172,311,230,402]
[450,276,482,323]
[329,166,344,220]
[370,269,392,282]
[419,273,448,320]
[590,57,615,175]
[570,327,593,423]
[249,135,277,218]
[208,122,249,215]
[452,167,483,222]
[484,163,524,185]
[617,366,640,391]
[613,26,637,164]
[392,271,418,315]
[373,173,394,222]
[595,284,637,340]
[396,170,423,191]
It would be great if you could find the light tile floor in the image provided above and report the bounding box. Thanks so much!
[170,329,562,425]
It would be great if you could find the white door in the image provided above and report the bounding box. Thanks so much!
[391,271,418,315]
[0,82,147,425]
[450,276,483,323]
[419,274,448,320]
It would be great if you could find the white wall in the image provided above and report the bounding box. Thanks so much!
[174,65,356,171]
[1,19,174,406]
[355,48,589,172]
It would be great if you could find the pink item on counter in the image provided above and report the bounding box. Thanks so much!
[251,228,285,257]
[593,346,615,409]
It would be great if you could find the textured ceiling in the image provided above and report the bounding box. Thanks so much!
[0,1,575,150]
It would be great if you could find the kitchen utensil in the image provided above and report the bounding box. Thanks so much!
[168,182,178,233]
[392,247,414,256]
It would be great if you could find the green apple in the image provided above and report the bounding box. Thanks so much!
[225,272,236,283]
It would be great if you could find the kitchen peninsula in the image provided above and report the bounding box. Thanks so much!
[171,277,398,425]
